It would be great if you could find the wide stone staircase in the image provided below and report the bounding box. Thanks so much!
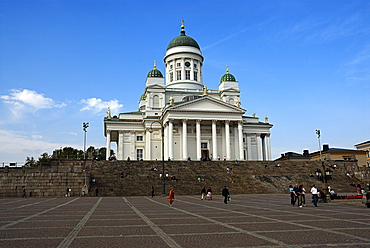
[88,160,368,197]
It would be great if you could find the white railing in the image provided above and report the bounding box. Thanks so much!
[0,162,25,167]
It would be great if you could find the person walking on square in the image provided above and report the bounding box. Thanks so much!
[206,187,213,200]
[297,185,304,208]
[168,188,175,206]
[201,187,206,200]
[311,184,318,207]
[151,185,155,198]
[222,186,229,204]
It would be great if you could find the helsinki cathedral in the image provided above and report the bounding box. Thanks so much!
[104,21,273,161]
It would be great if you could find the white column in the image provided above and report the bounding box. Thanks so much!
[130,131,135,160]
[168,119,173,160]
[247,134,252,160]
[118,130,124,160]
[164,123,168,159]
[212,120,217,159]
[182,119,188,160]
[146,129,151,160]
[106,130,111,160]
[181,57,185,80]
[256,134,262,161]
[190,58,194,80]
[261,135,266,161]
[234,124,238,159]
[196,119,201,160]
[238,121,243,160]
[225,120,231,160]
[266,134,271,161]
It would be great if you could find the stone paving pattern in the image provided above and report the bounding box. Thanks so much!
[0,194,369,247]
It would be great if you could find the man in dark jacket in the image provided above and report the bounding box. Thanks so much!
[222,186,229,204]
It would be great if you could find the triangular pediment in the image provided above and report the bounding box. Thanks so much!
[167,96,245,114]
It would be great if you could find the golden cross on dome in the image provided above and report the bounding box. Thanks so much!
[154,60,157,69]
[181,19,185,29]
[226,65,229,73]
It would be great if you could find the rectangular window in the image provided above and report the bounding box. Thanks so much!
[137,136,143,141]
[177,63,181,67]
[137,149,143,160]
[170,72,173,82]
[194,71,198,81]
[185,70,190,80]
[170,64,173,69]
[201,143,207,149]
[176,71,181,80]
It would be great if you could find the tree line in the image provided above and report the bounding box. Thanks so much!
[24,146,114,167]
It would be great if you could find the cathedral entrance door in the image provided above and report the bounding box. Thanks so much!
[201,150,209,160]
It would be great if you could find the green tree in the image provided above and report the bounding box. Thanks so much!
[37,152,51,166]
[25,157,37,167]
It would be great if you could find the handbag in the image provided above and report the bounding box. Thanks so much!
[227,195,231,201]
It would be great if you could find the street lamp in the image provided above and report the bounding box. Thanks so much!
[83,122,89,160]
[149,120,165,195]
[316,129,330,199]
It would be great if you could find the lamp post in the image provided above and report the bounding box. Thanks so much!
[83,122,89,160]
[149,120,165,195]
[316,129,330,200]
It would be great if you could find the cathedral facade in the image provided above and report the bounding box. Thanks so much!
[104,23,273,161]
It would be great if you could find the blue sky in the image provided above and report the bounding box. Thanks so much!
[1,0,369,163]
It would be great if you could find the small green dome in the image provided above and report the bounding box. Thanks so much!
[220,66,236,83]
[140,94,146,100]
[147,68,163,78]
[167,21,200,50]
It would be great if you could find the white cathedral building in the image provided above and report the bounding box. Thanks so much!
[104,22,273,161]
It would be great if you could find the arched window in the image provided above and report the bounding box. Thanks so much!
[153,95,159,108]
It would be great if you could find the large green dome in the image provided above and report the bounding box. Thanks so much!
[166,22,200,50]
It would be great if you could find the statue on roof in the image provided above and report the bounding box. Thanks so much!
[202,85,208,95]
[107,107,111,119]
[265,115,269,123]
[252,112,256,118]
[169,96,174,105]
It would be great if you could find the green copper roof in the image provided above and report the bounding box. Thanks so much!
[220,72,236,82]
[140,94,146,100]
[147,68,163,78]
[220,66,236,83]
[167,34,200,50]
[167,22,200,50]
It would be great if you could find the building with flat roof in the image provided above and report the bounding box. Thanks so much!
[355,140,370,167]
[276,144,368,167]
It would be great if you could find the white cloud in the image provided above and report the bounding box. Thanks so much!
[0,89,66,118]
[0,130,61,163]
[80,98,123,114]
[31,135,43,140]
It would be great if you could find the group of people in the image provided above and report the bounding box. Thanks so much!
[165,186,231,207]
[200,187,213,200]
[289,184,320,207]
